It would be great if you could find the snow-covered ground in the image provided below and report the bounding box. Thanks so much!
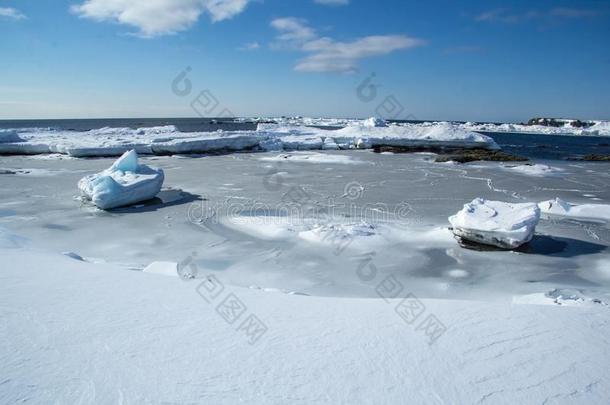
[1,150,610,404]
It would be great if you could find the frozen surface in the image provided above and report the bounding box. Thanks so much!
[539,198,610,222]
[78,150,164,210]
[1,151,609,301]
[259,152,368,164]
[1,150,610,404]
[449,198,541,249]
[505,163,564,177]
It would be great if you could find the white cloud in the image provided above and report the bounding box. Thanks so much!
[239,41,260,51]
[0,7,26,20]
[71,0,252,37]
[314,0,349,6]
[271,17,425,73]
[271,17,316,43]
[474,8,600,23]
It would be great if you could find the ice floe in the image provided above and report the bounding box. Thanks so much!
[78,150,164,210]
[449,198,541,249]
[538,198,610,222]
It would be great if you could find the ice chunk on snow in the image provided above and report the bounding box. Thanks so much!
[538,198,610,222]
[78,150,164,210]
[449,198,541,249]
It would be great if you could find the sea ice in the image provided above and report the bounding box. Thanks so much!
[0,121,499,157]
[538,198,610,222]
[0,130,24,143]
[78,150,164,210]
[449,198,541,249]
[506,163,564,177]
[361,117,388,127]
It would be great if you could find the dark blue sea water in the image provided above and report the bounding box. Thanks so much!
[1,118,609,161]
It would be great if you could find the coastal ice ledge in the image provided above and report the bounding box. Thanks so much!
[449,198,541,249]
[78,150,164,210]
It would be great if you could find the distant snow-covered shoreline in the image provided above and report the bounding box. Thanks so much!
[0,120,499,157]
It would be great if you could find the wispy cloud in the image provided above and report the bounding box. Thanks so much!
[71,0,252,38]
[549,7,600,18]
[314,0,349,6]
[0,7,26,20]
[238,41,260,51]
[474,7,602,24]
[271,17,425,73]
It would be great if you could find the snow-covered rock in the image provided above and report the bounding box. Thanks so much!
[78,150,164,210]
[449,198,541,249]
[538,198,610,222]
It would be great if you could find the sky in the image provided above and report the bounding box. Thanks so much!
[1,0,610,122]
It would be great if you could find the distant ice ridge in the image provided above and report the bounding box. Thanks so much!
[256,121,499,151]
[0,120,498,157]
[78,150,164,210]
[449,198,541,249]
[460,120,610,137]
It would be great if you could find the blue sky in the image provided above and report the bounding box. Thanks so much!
[1,0,609,122]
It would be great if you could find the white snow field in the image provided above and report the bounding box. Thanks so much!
[0,121,498,157]
[449,199,541,249]
[1,225,610,404]
[1,149,610,404]
[78,150,164,210]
